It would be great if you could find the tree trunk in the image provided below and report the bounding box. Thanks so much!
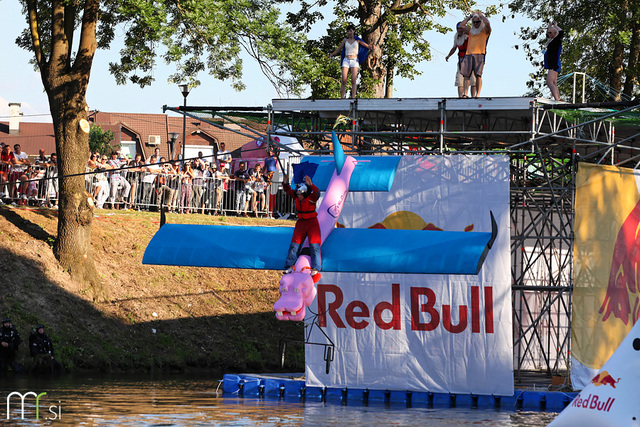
[609,39,625,100]
[359,1,388,98]
[608,0,628,100]
[31,0,103,298]
[48,86,102,294]
[385,64,395,98]
[27,0,104,298]
[623,23,640,97]
[368,56,387,98]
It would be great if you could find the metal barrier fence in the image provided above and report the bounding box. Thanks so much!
[83,166,297,218]
[0,163,58,207]
[0,160,301,218]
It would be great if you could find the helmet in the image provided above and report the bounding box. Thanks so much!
[296,183,308,194]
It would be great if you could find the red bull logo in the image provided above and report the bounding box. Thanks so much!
[599,199,640,325]
[590,371,621,388]
[570,393,615,412]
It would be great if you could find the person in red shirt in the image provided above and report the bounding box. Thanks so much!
[0,144,12,198]
[282,173,321,275]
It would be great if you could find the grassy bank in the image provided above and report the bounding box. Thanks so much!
[0,206,304,374]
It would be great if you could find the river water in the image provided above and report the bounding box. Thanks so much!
[0,373,558,426]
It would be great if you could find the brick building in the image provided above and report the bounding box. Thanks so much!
[0,103,263,161]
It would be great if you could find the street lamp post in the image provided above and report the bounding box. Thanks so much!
[178,84,191,167]
[168,132,179,160]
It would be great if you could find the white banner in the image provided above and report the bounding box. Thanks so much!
[305,155,513,396]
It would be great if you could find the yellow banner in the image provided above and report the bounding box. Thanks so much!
[573,163,640,368]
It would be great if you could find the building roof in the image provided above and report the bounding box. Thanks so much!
[95,112,258,160]
[0,122,56,156]
[0,110,263,161]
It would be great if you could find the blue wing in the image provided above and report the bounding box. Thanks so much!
[142,224,293,270]
[142,213,497,275]
[323,227,495,275]
[307,156,400,192]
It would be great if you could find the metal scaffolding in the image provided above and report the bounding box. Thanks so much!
[264,97,640,383]
[178,97,640,383]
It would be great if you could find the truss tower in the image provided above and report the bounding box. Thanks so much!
[264,97,640,382]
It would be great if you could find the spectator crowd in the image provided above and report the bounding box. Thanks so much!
[0,140,297,217]
[84,146,288,217]
[0,142,58,207]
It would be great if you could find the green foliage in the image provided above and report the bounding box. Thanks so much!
[103,0,314,96]
[241,340,262,365]
[89,124,117,156]
[280,0,480,98]
[16,0,314,97]
[509,0,640,100]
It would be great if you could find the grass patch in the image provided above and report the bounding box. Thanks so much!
[0,207,302,373]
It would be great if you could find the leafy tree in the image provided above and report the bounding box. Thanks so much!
[89,124,116,157]
[509,0,640,100]
[284,0,484,98]
[13,0,311,289]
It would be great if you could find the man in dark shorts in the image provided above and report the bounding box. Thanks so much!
[459,11,491,97]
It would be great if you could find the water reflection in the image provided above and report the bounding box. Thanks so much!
[0,374,558,426]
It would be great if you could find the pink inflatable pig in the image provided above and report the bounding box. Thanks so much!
[273,132,356,320]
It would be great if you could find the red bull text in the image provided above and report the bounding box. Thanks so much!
[317,283,494,333]
[570,393,615,413]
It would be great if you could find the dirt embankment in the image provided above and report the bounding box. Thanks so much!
[0,207,303,374]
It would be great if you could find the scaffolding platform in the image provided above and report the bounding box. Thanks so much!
[266,96,639,159]
[175,96,640,381]
[272,96,555,113]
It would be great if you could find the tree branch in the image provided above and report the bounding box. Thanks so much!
[64,4,75,65]
[75,0,100,77]
[390,1,424,15]
[25,0,43,69]
[236,35,287,97]
[50,0,68,78]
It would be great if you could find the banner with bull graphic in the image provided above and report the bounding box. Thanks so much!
[305,155,513,395]
[572,163,640,389]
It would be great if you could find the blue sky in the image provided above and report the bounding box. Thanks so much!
[0,2,542,124]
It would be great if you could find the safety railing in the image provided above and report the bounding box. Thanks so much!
[1,159,300,218]
[0,163,58,207]
[84,166,297,218]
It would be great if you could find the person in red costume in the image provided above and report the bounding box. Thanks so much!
[282,173,321,275]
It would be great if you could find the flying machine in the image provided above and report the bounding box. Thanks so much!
[143,132,497,320]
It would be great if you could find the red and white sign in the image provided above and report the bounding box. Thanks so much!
[549,319,640,426]
[305,155,513,396]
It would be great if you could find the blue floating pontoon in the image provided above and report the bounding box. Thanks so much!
[221,373,577,412]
